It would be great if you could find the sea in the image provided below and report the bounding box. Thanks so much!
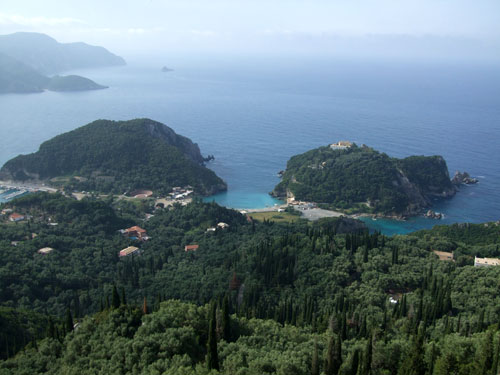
[1,56,499,235]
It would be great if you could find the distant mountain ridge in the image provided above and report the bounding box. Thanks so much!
[0,118,227,196]
[0,32,124,93]
[0,32,125,74]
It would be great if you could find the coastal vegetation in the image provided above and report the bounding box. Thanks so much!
[273,144,456,217]
[0,119,227,196]
[0,192,499,374]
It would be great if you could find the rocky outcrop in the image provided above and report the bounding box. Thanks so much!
[452,171,478,185]
[424,210,443,219]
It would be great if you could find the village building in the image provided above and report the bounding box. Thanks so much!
[38,247,54,255]
[1,208,13,215]
[185,244,199,252]
[119,246,140,257]
[217,222,229,229]
[330,141,353,150]
[9,213,25,222]
[474,256,500,267]
[123,226,149,241]
[433,250,454,262]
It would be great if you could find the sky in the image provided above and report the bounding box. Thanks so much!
[1,0,500,61]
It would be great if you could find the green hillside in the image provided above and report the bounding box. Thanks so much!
[0,192,499,374]
[273,144,456,217]
[0,119,226,195]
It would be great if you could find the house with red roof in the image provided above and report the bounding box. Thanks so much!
[9,213,25,222]
[185,244,199,252]
[124,226,148,241]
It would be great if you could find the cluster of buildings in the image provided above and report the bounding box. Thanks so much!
[118,225,150,257]
[206,222,230,232]
[1,208,26,222]
[119,225,150,241]
[433,250,500,267]
[330,141,353,150]
[168,186,194,200]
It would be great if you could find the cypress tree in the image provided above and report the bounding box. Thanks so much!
[362,335,372,375]
[311,339,319,375]
[47,317,55,339]
[221,294,231,341]
[142,297,148,314]
[491,334,500,375]
[397,325,426,375]
[207,302,220,370]
[65,307,74,333]
[350,348,360,375]
[480,330,493,375]
[121,287,127,306]
[325,334,342,375]
[325,334,336,375]
[478,309,485,333]
[112,285,120,309]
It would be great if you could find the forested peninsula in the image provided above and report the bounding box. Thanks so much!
[0,192,500,374]
[0,119,227,196]
[273,143,458,218]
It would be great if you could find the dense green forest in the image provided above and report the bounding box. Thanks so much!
[0,119,227,195]
[0,192,499,373]
[273,144,456,217]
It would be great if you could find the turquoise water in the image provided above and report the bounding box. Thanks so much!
[0,56,499,234]
[203,191,283,210]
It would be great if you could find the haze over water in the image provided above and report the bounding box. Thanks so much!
[0,56,499,235]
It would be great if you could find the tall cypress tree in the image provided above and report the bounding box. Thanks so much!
[362,335,373,375]
[221,294,231,341]
[65,307,74,333]
[47,317,55,339]
[121,287,127,306]
[112,285,120,309]
[207,302,220,371]
[480,330,493,375]
[325,334,342,375]
[350,349,360,375]
[311,339,320,375]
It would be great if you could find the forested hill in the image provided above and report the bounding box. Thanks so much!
[0,32,125,75]
[1,192,500,374]
[273,143,456,217]
[0,119,227,195]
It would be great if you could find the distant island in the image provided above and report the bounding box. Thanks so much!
[273,141,465,218]
[161,66,174,72]
[0,32,125,94]
[0,118,227,196]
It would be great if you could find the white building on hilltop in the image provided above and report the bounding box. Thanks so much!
[330,141,353,150]
[474,256,500,267]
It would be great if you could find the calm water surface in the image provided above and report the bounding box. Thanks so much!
[0,57,499,234]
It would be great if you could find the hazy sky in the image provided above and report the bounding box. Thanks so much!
[1,0,499,61]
